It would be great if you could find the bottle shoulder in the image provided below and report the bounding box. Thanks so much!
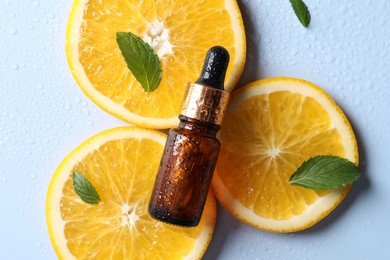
[170,126,217,138]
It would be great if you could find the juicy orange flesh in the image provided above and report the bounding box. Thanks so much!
[216,91,346,220]
[60,138,204,259]
[79,0,237,119]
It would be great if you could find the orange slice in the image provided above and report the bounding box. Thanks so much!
[212,77,358,232]
[46,126,216,258]
[66,0,246,128]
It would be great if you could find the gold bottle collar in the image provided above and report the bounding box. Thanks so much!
[180,83,230,125]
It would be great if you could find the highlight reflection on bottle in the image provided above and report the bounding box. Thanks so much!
[148,46,230,227]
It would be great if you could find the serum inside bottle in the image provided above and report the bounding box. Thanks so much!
[148,46,230,227]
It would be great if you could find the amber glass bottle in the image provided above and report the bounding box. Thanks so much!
[148,46,230,227]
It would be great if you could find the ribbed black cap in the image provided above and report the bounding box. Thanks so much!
[195,46,230,91]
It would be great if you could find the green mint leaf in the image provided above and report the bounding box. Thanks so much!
[72,172,101,205]
[289,156,360,190]
[116,31,162,93]
[290,0,311,27]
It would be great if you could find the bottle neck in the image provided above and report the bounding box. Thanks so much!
[178,115,220,136]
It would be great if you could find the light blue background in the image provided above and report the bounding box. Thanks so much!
[0,0,389,259]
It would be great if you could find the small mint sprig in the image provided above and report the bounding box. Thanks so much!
[116,32,162,93]
[73,172,101,205]
[290,0,311,28]
[289,156,360,190]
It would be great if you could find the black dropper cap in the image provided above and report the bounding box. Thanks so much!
[196,46,230,91]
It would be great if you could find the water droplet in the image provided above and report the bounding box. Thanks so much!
[9,64,18,70]
[260,59,268,66]
[82,109,90,116]
[9,28,17,34]
[64,100,71,110]
[246,187,254,194]
[341,62,350,70]
[336,19,346,27]
[325,55,335,64]
[290,48,299,56]
[337,5,347,15]
[32,174,37,179]
[250,32,261,45]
